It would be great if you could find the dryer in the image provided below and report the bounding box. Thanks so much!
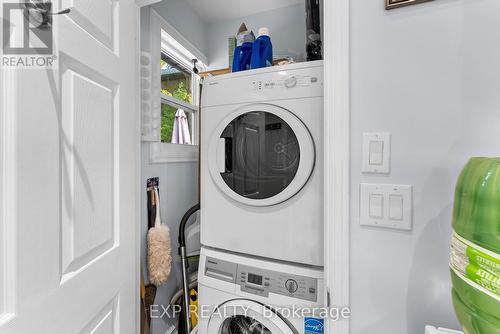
[198,247,324,334]
[201,61,324,266]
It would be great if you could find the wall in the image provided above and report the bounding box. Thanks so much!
[140,2,204,333]
[140,145,198,334]
[206,4,307,70]
[150,0,208,57]
[350,0,500,333]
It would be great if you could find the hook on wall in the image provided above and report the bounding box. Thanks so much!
[192,59,199,74]
[22,0,71,29]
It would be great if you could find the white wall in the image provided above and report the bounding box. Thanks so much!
[350,0,500,333]
[206,4,307,70]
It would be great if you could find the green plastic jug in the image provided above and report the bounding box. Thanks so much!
[450,158,500,334]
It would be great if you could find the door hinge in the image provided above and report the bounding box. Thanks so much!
[326,288,331,307]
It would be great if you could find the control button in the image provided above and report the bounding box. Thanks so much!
[311,77,318,83]
[285,279,298,293]
[284,76,297,88]
[309,288,316,294]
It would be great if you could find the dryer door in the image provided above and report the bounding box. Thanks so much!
[208,104,315,206]
[207,299,297,334]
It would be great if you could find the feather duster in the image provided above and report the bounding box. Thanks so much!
[147,188,172,286]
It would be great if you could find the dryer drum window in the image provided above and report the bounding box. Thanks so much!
[220,315,272,334]
[219,111,300,200]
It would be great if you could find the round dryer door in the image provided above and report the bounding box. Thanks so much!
[207,299,296,334]
[208,104,315,206]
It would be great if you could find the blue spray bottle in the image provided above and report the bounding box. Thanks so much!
[250,27,273,69]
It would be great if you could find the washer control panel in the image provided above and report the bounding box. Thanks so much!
[205,257,318,302]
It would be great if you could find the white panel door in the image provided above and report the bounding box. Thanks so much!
[0,0,138,333]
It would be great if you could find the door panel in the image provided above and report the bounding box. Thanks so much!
[61,62,117,277]
[62,0,117,52]
[79,299,118,334]
[0,0,137,333]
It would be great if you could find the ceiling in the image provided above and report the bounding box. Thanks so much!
[185,0,304,24]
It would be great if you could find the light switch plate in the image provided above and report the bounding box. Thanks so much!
[360,183,412,231]
[362,133,391,173]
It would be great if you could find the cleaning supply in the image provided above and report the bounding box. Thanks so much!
[189,289,198,328]
[147,188,172,286]
[449,158,500,334]
[228,36,236,69]
[231,23,255,72]
[250,27,273,69]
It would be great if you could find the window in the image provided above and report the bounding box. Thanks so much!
[160,52,194,144]
[147,9,207,163]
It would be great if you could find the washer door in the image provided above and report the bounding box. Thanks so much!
[208,104,315,207]
[207,299,296,334]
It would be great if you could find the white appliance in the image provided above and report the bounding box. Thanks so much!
[198,247,324,334]
[425,326,463,334]
[201,61,324,266]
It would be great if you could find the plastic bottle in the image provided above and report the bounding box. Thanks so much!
[232,26,255,72]
[250,27,273,69]
[450,157,500,334]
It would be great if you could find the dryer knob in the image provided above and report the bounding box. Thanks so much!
[284,76,297,88]
[285,279,298,293]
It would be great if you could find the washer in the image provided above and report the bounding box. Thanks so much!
[198,247,324,334]
[201,61,324,266]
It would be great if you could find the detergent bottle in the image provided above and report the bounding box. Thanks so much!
[250,27,273,69]
[231,24,255,72]
[450,158,500,334]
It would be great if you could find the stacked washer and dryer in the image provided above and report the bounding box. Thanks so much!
[198,61,325,334]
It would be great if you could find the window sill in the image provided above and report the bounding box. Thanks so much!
[149,142,199,164]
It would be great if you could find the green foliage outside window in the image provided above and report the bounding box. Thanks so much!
[160,57,193,143]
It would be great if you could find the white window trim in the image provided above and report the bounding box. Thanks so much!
[324,0,350,334]
[149,9,207,164]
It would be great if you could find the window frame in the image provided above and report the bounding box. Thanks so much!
[148,9,206,164]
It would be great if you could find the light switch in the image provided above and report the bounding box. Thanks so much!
[369,194,384,218]
[389,195,403,220]
[369,141,384,165]
[362,133,391,173]
[360,183,412,231]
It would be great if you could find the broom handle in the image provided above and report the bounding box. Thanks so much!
[154,188,160,228]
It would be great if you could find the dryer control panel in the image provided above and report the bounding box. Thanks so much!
[251,74,319,91]
[202,61,324,108]
[205,257,318,302]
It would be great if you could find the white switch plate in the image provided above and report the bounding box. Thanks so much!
[360,183,412,231]
[362,133,391,173]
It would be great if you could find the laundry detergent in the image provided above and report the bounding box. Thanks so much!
[232,27,255,72]
[450,158,500,334]
[250,27,273,69]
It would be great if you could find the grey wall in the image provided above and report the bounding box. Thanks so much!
[350,0,500,333]
[151,0,208,56]
[141,145,198,334]
[206,4,307,70]
[140,2,204,333]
